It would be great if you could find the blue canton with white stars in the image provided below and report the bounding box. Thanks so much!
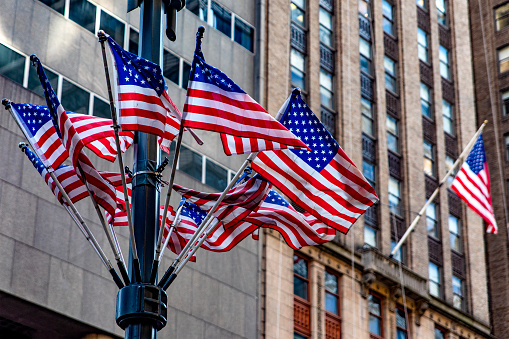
[108,37,167,96]
[11,103,53,138]
[279,93,339,171]
[24,147,68,176]
[34,59,63,138]
[465,135,487,175]
[181,201,207,226]
[191,54,244,94]
[265,190,290,208]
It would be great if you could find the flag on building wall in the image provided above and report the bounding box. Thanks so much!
[182,42,309,155]
[451,134,498,234]
[251,91,379,234]
[105,35,181,153]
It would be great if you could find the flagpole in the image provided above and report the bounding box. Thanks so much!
[97,30,141,283]
[157,202,185,263]
[389,120,488,258]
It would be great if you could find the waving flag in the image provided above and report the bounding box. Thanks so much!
[173,175,271,229]
[451,135,497,234]
[160,205,197,262]
[105,35,181,153]
[183,38,309,155]
[243,190,336,249]
[105,184,132,227]
[252,91,378,234]
[10,103,68,169]
[21,146,88,204]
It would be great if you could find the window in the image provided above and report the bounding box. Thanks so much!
[205,159,228,191]
[495,3,509,31]
[100,10,125,48]
[435,327,446,339]
[384,56,397,93]
[364,225,378,247]
[61,79,90,115]
[452,275,464,310]
[28,66,58,97]
[325,271,339,315]
[294,255,309,300]
[416,0,427,10]
[417,28,429,63]
[360,38,373,75]
[391,240,403,262]
[234,18,254,52]
[436,0,447,25]
[363,160,376,189]
[429,262,442,298]
[129,28,139,55]
[182,61,192,89]
[445,155,456,184]
[291,48,306,90]
[359,0,371,18]
[180,145,203,181]
[426,202,439,238]
[386,115,399,153]
[39,0,66,15]
[0,43,25,85]
[294,333,307,339]
[93,96,111,119]
[498,46,509,73]
[163,50,180,86]
[69,0,97,33]
[442,100,454,135]
[368,294,383,337]
[423,140,435,177]
[439,45,450,80]
[211,1,232,37]
[319,7,333,47]
[187,0,208,21]
[320,69,333,109]
[388,176,401,215]
[505,134,509,161]
[291,0,306,28]
[420,83,432,118]
[502,90,509,116]
[382,0,395,36]
[449,214,461,253]
[361,98,375,136]
[396,307,408,339]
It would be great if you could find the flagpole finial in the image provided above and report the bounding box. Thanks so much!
[97,30,107,42]
[292,88,301,96]
[29,54,39,66]
[484,120,488,124]
[18,142,28,152]
[197,26,205,40]
[2,98,11,109]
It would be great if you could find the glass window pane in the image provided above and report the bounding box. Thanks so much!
[163,50,180,85]
[325,292,338,314]
[359,38,371,58]
[182,61,192,89]
[430,281,440,297]
[383,17,393,35]
[319,8,333,30]
[435,328,445,339]
[211,1,232,37]
[499,46,509,73]
[448,215,459,233]
[496,4,509,31]
[291,67,306,90]
[418,28,427,47]
[100,10,125,47]
[179,145,203,181]
[391,240,403,261]
[129,28,139,55]
[359,0,371,18]
[324,272,338,293]
[291,49,305,72]
[386,115,397,135]
[436,0,446,12]
[294,255,308,278]
[293,0,305,9]
[234,19,254,52]
[384,56,395,75]
[93,96,111,119]
[321,88,333,109]
[396,308,407,329]
[28,66,58,97]
[364,225,377,247]
[389,177,400,197]
[39,0,65,15]
[320,69,333,91]
[61,79,90,115]
[382,0,393,20]
[363,161,375,182]
[186,0,208,21]
[362,116,373,136]
[291,2,306,27]
[421,83,430,101]
[429,262,439,281]
[294,276,308,299]
[294,333,307,339]
[205,160,228,191]
[69,0,97,34]
[369,315,382,335]
[368,294,381,315]
[426,202,437,220]
[0,43,25,85]
[417,0,427,9]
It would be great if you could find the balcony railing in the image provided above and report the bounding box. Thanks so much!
[325,314,341,339]
[321,106,336,137]
[361,73,374,100]
[439,24,451,49]
[362,133,376,162]
[428,236,443,265]
[442,77,455,103]
[422,117,436,142]
[388,151,402,180]
[294,298,311,336]
[445,132,458,157]
[386,90,400,118]
[291,23,306,53]
[320,0,333,12]
[448,189,462,217]
[359,15,371,41]
[364,204,378,228]
[451,251,466,279]
[425,174,438,198]
[320,44,335,73]
[417,6,430,32]
[420,61,433,87]
[384,33,398,61]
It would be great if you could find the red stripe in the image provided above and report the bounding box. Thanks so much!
[186,88,266,113]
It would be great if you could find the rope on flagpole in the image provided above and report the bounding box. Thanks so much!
[97,30,141,283]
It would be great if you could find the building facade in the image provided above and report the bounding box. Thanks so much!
[260,0,493,338]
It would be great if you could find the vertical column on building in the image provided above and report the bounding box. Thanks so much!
[310,261,325,339]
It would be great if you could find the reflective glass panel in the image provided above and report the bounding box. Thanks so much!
[93,96,110,119]
[205,160,228,191]
[496,3,509,31]
[187,0,208,21]
[211,1,232,37]
[61,79,90,115]
[163,50,180,85]
[291,0,306,27]
[182,60,192,89]
[39,0,65,15]
[364,225,377,247]
[0,43,25,85]
[69,0,97,33]
[129,28,139,55]
[180,145,203,181]
[100,10,125,47]
[28,66,58,97]
[234,19,254,52]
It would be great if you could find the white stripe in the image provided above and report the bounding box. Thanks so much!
[187,81,259,105]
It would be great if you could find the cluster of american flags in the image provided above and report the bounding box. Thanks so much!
[9,31,498,268]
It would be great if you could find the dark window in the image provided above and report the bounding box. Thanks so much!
[293,254,309,300]
[179,145,202,181]
[163,49,180,85]
[69,0,97,33]
[423,140,435,177]
[495,3,509,31]
[449,214,462,253]
[0,43,25,85]
[396,307,408,339]
[186,0,208,21]
[93,96,111,119]
[211,1,232,37]
[435,326,446,339]
[502,90,509,115]
[100,10,125,47]
[234,18,254,52]
[38,0,65,15]
[382,0,395,36]
[384,56,397,93]
[28,66,58,97]
[429,262,442,298]
[498,45,509,73]
[291,0,306,28]
[182,60,192,89]
[452,275,465,310]
[368,294,383,337]
[505,134,509,161]
[294,333,307,339]
[291,48,306,90]
[325,271,339,315]
[205,159,228,191]
[129,28,139,55]
[61,79,90,115]
[319,7,333,47]
[426,202,439,238]
[420,82,432,118]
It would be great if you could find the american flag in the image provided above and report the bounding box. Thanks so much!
[173,175,271,229]
[105,35,181,153]
[251,92,379,234]
[242,189,336,250]
[21,146,88,204]
[160,205,196,262]
[183,43,309,155]
[105,184,132,227]
[10,103,68,169]
[451,135,497,234]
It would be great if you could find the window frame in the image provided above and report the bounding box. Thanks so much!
[364,224,378,248]
[386,115,400,154]
[416,0,427,10]
[293,253,310,302]
[320,68,334,109]
[361,98,375,137]
[384,56,398,94]
[435,325,447,339]
[502,89,509,116]
[495,2,509,32]
[388,176,402,216]
[426,201,439,239]
[396,306,409,339]
[368,292,384,339]
[436,0,448,26]
[417,28,429,63]
[382,0,396,37]
[452,275,465,311]
[439,45,451,80]
[324,269,341,317]
[319,5,334,48]
[448,214,462,253]
[428,262,442,298]
[498,45,509,74]
[360,37,373,76]
[291,48,307,91]
[423,140,436,177]
[291,0,307,28]
[420,82,433,119]
[442,99,454,135]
